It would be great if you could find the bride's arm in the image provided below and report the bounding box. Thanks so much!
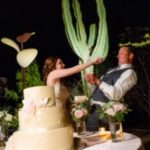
[47,58,103,85]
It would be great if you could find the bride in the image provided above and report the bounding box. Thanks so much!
[43,56,103,109]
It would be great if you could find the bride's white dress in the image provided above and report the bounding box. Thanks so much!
[54,82,69,108]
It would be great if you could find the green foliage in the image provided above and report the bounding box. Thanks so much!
[4,90,19,102]
[115,112,125,122]
[16,61,44,91]
[0,110,19,136]
[68,79,85,102]
[5,61,44,103]
[118,27,150,47]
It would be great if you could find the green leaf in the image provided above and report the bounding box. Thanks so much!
[99,112,105,119]
[115,112,124,122]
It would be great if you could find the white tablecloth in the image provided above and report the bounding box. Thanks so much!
[83,133,144,150]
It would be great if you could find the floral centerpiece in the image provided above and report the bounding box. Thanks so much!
[71,96,88,122]
[99,99,130,122]
[99,99,130,142]
[71,96,89,135]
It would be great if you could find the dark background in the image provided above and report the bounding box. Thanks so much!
[0,0,150,84]
[0,1,150,146]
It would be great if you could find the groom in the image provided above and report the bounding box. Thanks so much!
[85,46,137,131]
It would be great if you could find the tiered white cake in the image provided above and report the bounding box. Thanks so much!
[5,86,74,150]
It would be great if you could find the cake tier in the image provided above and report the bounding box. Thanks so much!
[19,106,66,130]
[6,125,74,150]
[23,86,55,107]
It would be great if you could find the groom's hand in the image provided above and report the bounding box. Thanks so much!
[85,74,99,85]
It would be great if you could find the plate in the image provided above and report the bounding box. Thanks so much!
[74,131,100,139]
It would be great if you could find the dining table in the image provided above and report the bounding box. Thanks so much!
[74,132,145,150]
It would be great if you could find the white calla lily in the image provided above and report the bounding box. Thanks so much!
[1,37,20,52]
[16,48,38,68]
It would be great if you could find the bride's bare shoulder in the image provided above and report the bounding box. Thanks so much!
[46,73,58,87]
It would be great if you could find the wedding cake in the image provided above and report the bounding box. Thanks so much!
[5,86,74,150]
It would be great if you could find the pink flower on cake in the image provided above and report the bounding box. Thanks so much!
[22,99,36,115]
[38,98,49,108]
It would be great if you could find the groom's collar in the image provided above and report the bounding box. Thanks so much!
[119,64,132,69]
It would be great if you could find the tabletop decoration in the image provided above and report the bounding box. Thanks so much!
[99,99,130,142]
[71,96,89,135]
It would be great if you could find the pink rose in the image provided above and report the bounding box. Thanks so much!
[74,110,84,119]
[82,108,88,115]
[106,108,116,116]
[113,103,126,112]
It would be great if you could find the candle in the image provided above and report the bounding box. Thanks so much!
[99,127,106,135]
[99,127,111,140]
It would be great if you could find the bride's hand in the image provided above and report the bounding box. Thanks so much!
[87,57,104,65]
[93,57,104,64]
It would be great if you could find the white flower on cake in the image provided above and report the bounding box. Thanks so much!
[22,98,50,115]
[74,96,88,103]
[22,99,36,115]
[38,98,49,108]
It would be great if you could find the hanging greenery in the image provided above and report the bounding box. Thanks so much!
[118,27,150,48]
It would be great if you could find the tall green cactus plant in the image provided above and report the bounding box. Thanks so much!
[62,0,109,96]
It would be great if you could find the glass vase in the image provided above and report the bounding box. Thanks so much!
[108,116,124,142]
[76,120,86,135]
